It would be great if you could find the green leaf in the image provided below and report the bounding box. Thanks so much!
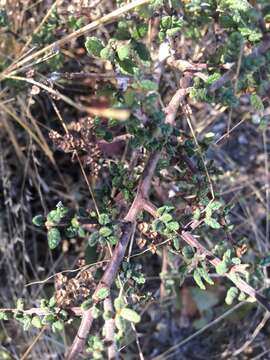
[0,312,8,320]
[193,208,201,220]
[42,314,55,325]
[114,27,131,40]
[133,41,150,61]
[85,37,104,57]
[99,226,112,237]
[250,94,264,112]
[161,16,172,29]
[56,202,68,217]
[238,292,246,301]
[120,308,141,323]
[167,221,180,231]
[193,269,206,290]
[166,27,181,37]
[47,228,61,249]
[48,296,56,308]
[88,231,100,246]
[114,297,125,311]
[152,219,165,232]
[100,46,114,60]
[204,217,221,229]
[47,210,61,224]
[103,310,113,321]
[157,206,174,216]
[71,217,79,227]
[223,249,232,260]
[215,261,229,275]
[182,245,194,260]
[78,227,86,237]
[65,226,78,238]
[117,44,131,61]
[117,58,138,75]
[40,299,48,309]
[91,305,101,319]
[225,286,239,305]
[231,257,241,265]
[95,287,110,300]
[173,237,180,250]
[81,298,93,310]
[31,316,42,329]
[22,316,32,331]
[197,267,214,285]
[59,309,68,320]
[108,235,118,245]
[132,23,148,40]
[205,73,221,85]
[205,207,212,219]
[115,314,125,331]
[32,215,46,227]
[52,320,64,332]
[159,213,173,223]
[16,299,24,311]
[207,201,223,211]
[98,213,110,225]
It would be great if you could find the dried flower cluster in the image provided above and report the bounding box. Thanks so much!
[54,260,102,307]
[49,117,102,176]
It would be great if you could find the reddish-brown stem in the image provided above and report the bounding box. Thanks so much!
[143,200,158,218]
[143,203,270,311]
[66,222,134,360]
[164,88,190,127]
[66,83,189,359]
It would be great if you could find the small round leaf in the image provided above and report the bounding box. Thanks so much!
[120,308,141,323]
[47,228,61,249]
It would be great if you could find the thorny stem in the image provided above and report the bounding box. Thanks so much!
[143,203,270,312]
[66,86,187,359]
[66,222,133,360]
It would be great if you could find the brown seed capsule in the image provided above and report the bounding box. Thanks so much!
[138,222,150,234]
[136,237,147,249]
[149,243,157,254]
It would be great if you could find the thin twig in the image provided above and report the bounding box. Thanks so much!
[233,311,270,357]
[143,203,270,311]
[20,326,47,360]
[152,302,244,360]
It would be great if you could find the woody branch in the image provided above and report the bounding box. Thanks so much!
[142,201,270,312]
[66,83,188,360]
